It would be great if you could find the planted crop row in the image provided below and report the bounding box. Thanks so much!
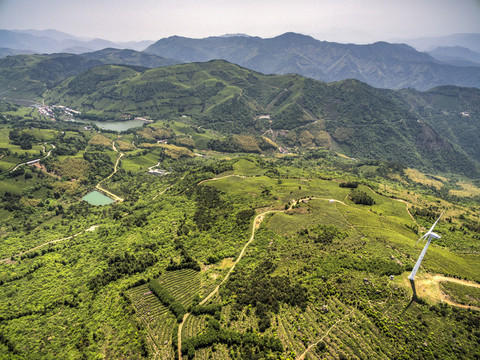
[149,279,186,322]
[182,313,207,339]
[157,268,201,306]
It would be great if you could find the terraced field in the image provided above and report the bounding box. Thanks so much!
[129,268,210,357]
[128,284,176,358]
[157,268,202,307]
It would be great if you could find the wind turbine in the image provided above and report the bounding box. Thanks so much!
[408,212,444,282]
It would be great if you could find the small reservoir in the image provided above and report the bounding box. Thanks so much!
[82,190,115,206]
[91,119,146,132]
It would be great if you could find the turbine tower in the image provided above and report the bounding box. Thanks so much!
[408,212,443,281]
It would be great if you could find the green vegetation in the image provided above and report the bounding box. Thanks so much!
[349,189,376,205]
[441,282,480,308]
[0,61,479,359]
[149,279,187,322]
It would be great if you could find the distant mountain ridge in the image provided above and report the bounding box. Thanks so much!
[428,46,480,67]
[145,32,480,90]
[81,48,181,68]
[0,29,154,54]
[398,33,480,53]
[2,29,480,91]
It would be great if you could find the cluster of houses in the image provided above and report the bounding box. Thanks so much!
[53,105,81,116]
[37,105,54,118]
[35,104,81,120]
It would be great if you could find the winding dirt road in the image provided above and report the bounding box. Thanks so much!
[177,209,280,359]
[412,274,480,311]
[10,144,56,173]
[95,141,124,202]
[0,225,99,264]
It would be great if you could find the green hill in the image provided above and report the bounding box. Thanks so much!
[80,48,181,68]
[0,95,479,359]
[0,53,103,99]
[42,60,480,177]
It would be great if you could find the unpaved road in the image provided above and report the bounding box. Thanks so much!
[95,142,124,202]
[177,208,280,359]
[0,225,99,264]
[406,273,480,311]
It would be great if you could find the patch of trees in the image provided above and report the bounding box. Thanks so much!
[305,149,331,160]
[200,160,234,175]
[235,208,255,229]
[410,206,439,221]
[349,189,375,205]
[299,224,346,245]
[194,81,226,101]
[199,95,255,134]
[193,185,226,231]
[166,250,200,272]
[121,211,149,228]
[190,304,222,316]
[148,279,186,322]
[181,318,283,359]
[464,222,480,234]
[53,133,87,156]
[207,138,240,153]
[1,192,22,211]
[339,181,358,188]
[67,69,120,96]
[89,252,157,291]
[83,151,113,179]
[9,129,36,149]
[224,260,308,332]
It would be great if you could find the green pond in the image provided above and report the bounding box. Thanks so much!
[82,190,114,206]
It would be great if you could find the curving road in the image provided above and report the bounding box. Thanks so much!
[177,201,298,359]
[95,141,124,202]
[0,225,99,264]
[10,144,56,173]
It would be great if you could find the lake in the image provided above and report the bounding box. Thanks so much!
[90,119,146,132]
[82,190,115,206]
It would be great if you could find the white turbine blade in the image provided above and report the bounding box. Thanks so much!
[427,211,444,234]
[415,233,428,245]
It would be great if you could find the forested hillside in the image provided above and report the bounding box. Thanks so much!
[36,60,480,177]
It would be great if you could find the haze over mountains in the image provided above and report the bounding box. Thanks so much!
[0,29,153,54]
[1,29,480,91]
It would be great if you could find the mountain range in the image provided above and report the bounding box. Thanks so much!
[144,33,480,91]
[0,29,153,54]
[1,29,480,91]
[427,46,480,67]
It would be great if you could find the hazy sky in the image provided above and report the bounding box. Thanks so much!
[0,0,479,43]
